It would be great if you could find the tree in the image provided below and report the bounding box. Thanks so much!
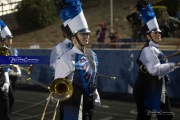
[15,0,57,30]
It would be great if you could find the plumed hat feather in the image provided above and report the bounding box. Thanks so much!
[59,0,82,22]
[136,0,161,32]
[136,0,155,23]
[57,0,90,37]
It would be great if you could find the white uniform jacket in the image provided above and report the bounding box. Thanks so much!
[54,46,98,95]
[50,38,73,69]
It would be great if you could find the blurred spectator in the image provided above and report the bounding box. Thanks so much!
[158,11,180,38]
[158,10,171,38]
[96,22,107,48]
[126,9,143,42]
[108,32,118,48]
[138,24,148,42]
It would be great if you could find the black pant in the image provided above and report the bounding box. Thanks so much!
[9,76,17,91]
[134,95,173,120]
[59,87,94,120]
[8,85,15,114]
[0,83,12,120]
[9,75,17,114]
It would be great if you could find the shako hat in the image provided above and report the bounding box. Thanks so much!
[136,0,161,33]
[59,0,90,37]
[0,19,13,40]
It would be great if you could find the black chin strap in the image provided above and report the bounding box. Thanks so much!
[147,32,158,44]
[75,33,85,47]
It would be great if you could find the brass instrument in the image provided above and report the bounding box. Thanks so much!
[12,64,33,75]
[41,78,73,120]
[140,64,148,73]
[0,46,11,68]
[0,46,11,56]
[0,46,33,74]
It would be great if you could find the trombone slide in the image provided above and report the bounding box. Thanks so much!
[41,95,51,120]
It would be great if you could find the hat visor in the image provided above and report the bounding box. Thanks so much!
[151,28,161,33]
[78,29,91,33]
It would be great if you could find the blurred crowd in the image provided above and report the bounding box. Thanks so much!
[95,22,118,48]
[126,8,180,42]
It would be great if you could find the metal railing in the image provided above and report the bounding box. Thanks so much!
[0,1,21,16]
[12,41,180,49]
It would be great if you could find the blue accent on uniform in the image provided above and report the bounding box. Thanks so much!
[67,42,73,49]
[144,79,162,112]
[60,0,82,22]
[0,19,6,30]
[139,3,156,23]
[3,65,9,72]
[158,51,167,64]
[73,53,96,95]
[143,50,166,111]
[13,48,19,56]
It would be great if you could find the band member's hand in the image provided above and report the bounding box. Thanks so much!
[94,96,101,108]
[170,63,180,69]
[8,69,16,75]
[176,62,180,66]
[9,69,21,76]
[1,82,10,93]
[93,90,101,108]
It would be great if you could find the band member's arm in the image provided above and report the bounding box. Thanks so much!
[140,47,179,77]
[8,48,21,76]
[8,65,21,77]
[50,45,63,69]
[54,58,73,81]
[1,67,10,93]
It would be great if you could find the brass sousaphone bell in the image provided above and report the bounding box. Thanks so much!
[41,78,73,120]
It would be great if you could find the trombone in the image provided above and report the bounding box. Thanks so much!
[41,78,73,120]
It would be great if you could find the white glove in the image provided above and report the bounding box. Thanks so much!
[9,69,21,76]
[170,63,180,70]
[176,62,180,66]
[93,89,101,108]
[1,82,10,93]
[8,69,16,75]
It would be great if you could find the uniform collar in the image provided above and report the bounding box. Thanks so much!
[72,46,84,54]
[64,38,72,43]
[149,41,159,48]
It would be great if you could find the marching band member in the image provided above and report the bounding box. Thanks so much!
[8,48,21,113]
[133,1,180,120]
[53,0,100,119]
[0,19,14,120]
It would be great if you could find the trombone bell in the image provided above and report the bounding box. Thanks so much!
[49,78,73,101]
[41,78,73,120]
